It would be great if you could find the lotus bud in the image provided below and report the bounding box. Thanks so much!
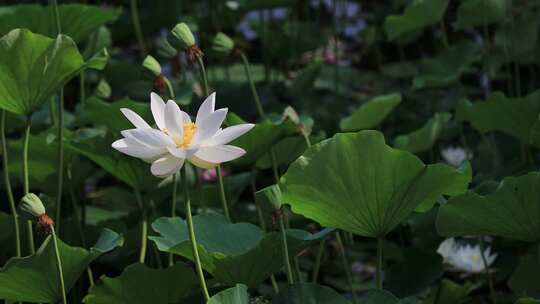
[282,106,300,125]
[142,55,162,77]
[170,23,203,64]
[20,193,45,217]
[20,193,54,234]
[211,32,235,57]
[170,23,195,50]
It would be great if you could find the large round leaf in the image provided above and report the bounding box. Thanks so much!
[150,213,333,287]
[437,172,540,242]
[456,90,540,144]
[280,130,471,238]
[384,0,449,42]
[340,93,401,132]
[0,229,123,303]
[0,4,121,42]
[393,112,451,153]
[207,284,249,304]
[0,29,106,115]
[83,262,197,304]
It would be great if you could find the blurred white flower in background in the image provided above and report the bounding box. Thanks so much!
[112,92,254,178]
[440,146,471,167]
[437,238,497,274]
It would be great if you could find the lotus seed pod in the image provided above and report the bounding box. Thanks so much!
[170,22,196,51]
[20,193,46,217]
[142,55,162,77]
[211,32,235,57]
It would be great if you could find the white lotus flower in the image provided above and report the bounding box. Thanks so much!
[437,238,497,274]
[440,146,471,168]
[112,92,254,178]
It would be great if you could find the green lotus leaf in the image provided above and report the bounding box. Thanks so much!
[437,172,540,242]
[0,29,107,115]
[340,93,401,131]
[66,130,157,191]
[271,283,350,304]
[83,262,198,304]
[150,213,333,287]
[456,90,540,144]
[0,228,123,303]
[280,130,471,238]
[413,42,480,89]
[208,284,249,304]
[423,279,472,304]
[230,118,297,166]
[67,97,158,190]
[455,0,507,29]
[384,0,449,42]
[394,112,451,153]
[0,4,121,42]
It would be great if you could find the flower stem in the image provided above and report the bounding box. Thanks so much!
[169,173,178,266]
[239,51,281,188]
[134,189,147,264]
[51,226,67,304]
[239,52,265,118]
[312,237,326,283]
[1,111,20,257]
[22,117,35,254]
[80,71,86,106]
[196,54,231,224]
[376,236,384,289]
[216,165,230,221]
[196,55,210,96]
[479,238,497,304]
[182,166,211,300]
[52,0,64,235]
[129,0,146,56]
[55,90,65,234]
[250,168,279,293]
[278,213,294,284]
[336,231,357,303]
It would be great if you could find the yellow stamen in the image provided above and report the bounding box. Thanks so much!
[178,122,197,148]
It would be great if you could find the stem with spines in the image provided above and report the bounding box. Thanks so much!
[376,237,384,289]
[51,226,67,304]
[479,238,497,304]
[1,111,20,257]
[169,173,178,266]
[196,54,230,222]
[134,189,147,264]
[129,0,146,56]
[182,166,210,300]
[52,0,65,234]
[278,212,294,284]
[22,117,35,254]
[336,232,357,302]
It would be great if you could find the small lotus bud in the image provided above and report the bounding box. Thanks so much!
[169,23,203,64]
[142,55,162,77]
[20,193,46,217]
[282,106,300,125]
[255,185,282,211]
[211,32,235,57]
[170,23,196,51]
